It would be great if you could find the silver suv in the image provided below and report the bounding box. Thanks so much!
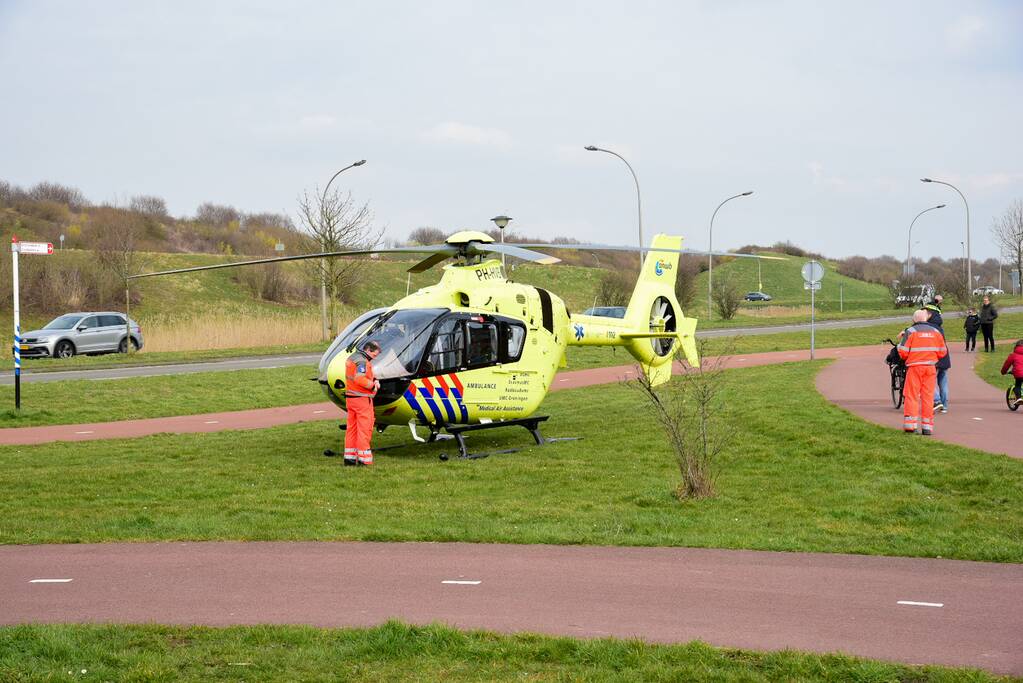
[20,312,144,359]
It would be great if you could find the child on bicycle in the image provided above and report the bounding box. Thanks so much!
[1002,339,1023,407]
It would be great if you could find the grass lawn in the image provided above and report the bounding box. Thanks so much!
[0,366,319,428]
[2,362,1022,562]
[0,622,1007,683]
[974,342,1022,392]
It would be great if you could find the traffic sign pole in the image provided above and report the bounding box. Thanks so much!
[11,237,20,409]
[10,238,53,409]
[801,260,825,361]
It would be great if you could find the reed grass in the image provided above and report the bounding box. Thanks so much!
[141,312,330,352]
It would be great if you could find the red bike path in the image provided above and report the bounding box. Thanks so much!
[1,344,1018,460]
[2,541,1021,674]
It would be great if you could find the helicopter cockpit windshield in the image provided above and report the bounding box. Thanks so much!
[357,308,448,380]
[317,307,388,383]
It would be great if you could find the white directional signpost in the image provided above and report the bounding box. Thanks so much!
[801,260,825,360]
[11,236,54,409]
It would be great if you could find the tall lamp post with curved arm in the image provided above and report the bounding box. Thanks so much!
[921,177,970,291]
[707,191,754,319]
[906,203,945,276]
[318,159,366,339]
[584,145,643,269]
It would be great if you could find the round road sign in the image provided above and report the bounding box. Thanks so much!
[801,260,824,284]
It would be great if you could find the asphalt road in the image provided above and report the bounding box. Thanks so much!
[6,306,1020,385]
[2,541,1021,674]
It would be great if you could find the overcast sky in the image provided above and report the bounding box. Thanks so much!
[1,1,1021,260]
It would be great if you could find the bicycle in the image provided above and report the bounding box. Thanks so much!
[884,339,906,409]
[1007,384,1021,412]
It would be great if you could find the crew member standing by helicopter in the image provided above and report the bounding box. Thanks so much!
[344,340,381,466]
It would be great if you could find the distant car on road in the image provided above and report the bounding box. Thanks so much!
[972,285,1004,296]
[582,306,627,318]
[744,291,772,302]
[19,312,144,359]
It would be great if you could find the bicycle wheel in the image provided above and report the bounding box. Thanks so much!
[891,369,904,409]
[1008,387,1020,412]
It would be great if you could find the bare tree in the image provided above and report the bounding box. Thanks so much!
[408,226,447,245]
[95,210,148,353]
[632,341,734,499]
[297,188,380,338]
[992,200,1023,294]
[129,195,168,218]
[195,202,240,227]
[712,279,742,320]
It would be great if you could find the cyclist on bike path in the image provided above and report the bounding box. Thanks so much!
[898,309,948,435]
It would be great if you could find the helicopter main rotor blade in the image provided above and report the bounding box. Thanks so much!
[127,245,452,280]
[408,249,459,273]
[512,244,786,260]
[477,243,561,265]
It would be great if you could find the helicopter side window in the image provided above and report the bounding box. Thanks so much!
[425,317,465,374]
[501,322,526,362]
[466,320,499,368]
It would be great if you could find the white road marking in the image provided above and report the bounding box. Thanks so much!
[972,417,983,421]
[558,379,568,382]
[313,410,327,414]
[74,431,94,435]
[897,600,943,608]
[442,580,481,585]
[30,578,73,583]
[738,358,747,362]
[204,420,219,424]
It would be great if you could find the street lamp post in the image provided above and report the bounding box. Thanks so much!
[707,191,754,319]
[921,178,970,293]
[490,215,512,271]
[584,145,643,269]
[961,241,966,278]
[319,159,366,339]
[906,204,946,276]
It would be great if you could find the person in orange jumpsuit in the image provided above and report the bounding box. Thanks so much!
[898,310,947,435]
[344,340,381,466]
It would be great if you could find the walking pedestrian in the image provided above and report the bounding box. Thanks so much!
[898,309,947,436]
[963,308,980,352]
[925,297,950,412]
[980,296,998,352]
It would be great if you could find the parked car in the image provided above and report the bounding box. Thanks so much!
[894,284,935,308]
[19,312,144,359]
[972,285,1004,296]
[744,291,772,302]
[581,306,627,319]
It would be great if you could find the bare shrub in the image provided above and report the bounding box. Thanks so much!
[28,181,88,210]
[935,270,972,308]
[674,255,700,311]
[595,270,632,308]
[195,202,240,227]
[712,279,742,320]
[129,195,168,218]
[633,341,734,500]
[408,226,447,245]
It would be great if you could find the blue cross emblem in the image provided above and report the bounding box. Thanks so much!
[573,323,584,341]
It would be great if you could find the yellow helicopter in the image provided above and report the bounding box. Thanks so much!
[131,231,776,458]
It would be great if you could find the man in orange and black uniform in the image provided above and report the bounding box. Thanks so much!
[898,309,947,436]
[344,340,381,466]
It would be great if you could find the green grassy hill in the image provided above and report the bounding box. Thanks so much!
[693,253,893,313]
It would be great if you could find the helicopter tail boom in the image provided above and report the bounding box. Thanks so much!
[567,234,699,385]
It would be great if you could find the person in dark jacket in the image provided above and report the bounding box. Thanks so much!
[963,308,981,352]
[980,296,998,352]
[926,296,951,412]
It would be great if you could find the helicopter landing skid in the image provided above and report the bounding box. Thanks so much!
[438,416,581,461]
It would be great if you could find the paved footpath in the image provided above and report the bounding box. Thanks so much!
[2,541,1021,674]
